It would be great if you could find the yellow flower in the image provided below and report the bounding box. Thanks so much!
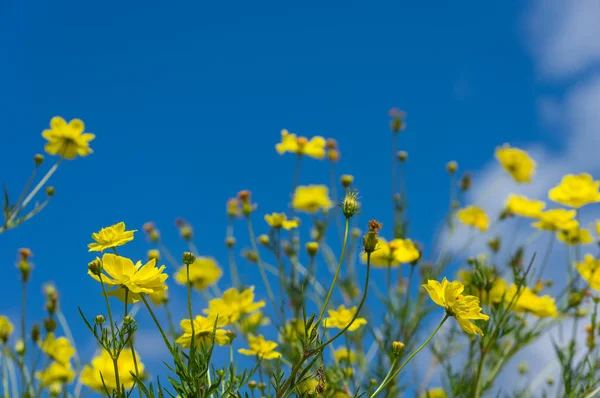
[275,129,326,159]
[457,206,490,232]
[532,209,578,231]
[264,213,299,230]
[360,238,420,267]
[42,116,95,159]
[88,222,136,252]
[421,388,447,398]
[292,185,334,213]
[557,227,594,245]
[549,173,600,208]
[280,318,306,343]
[489,279,558,317]
[240,311,269,334]
[505,195,545,218]
[88,253,168,303]
[596,220,600,237]
[149,286,169,306]
[175,315,231,348]
[333,348,357,363]
[323,305,367,332]
[576,254,600,291]
[495,144,536,183]
[204,286,265,322]
[174,257,222,291]
[81,349,144,392]
[39,334,75,366]
[0,316,14,342]
[238,334,281,359]
[423,278,489,335]
[36,362,75,387]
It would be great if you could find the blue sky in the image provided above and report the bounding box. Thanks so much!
[2,0,596,394]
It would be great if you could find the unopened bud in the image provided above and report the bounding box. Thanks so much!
[258,234,270,246]
[88,258,103,276]
[123,316,135,326]
[487,237,501,253]
[341,189,360,219]
[30,324,40,342]
[351,228,362,238]
[149,229,160,242]
[460,172,472,191]
[225,330,237,343]
[180,225,193,241]
[225,237,236,248]
[392,341,405,356]
[327,149,340,162]
[446,161,458,175]
[43,318,56,333]
[341,174,354,188]
[326,138,338,149]
[397,151,408,162]
[182,252,196,265]
[147,249,160,261]
[94,315,105,325]
[547,377,554,386]
[389,108,406,133]
[243,250,258,263]
[15,339,25,355]
[248,381,257,390]
[45,186,55,197]
[517,362,528,375]
[258,382,266,392]
[34,154,44,166]
[306,242,319,257]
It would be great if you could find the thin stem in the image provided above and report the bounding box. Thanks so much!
[19,280,26,395]
[186,263,196,360]
[226,218,240,288]
[140,295,173,353]
[2,345,8,398]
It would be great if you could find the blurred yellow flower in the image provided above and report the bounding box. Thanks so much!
[238,334,281,359]
[505,195,545,218]
[204,286,265,322]
[36,362,75,388]
[360,237,420,267]
[576,254,600,291]
[226,198,241,218]
[240,311,269,334]
[489,279,558,318]
[292,185,334,213]
[275,129,326,159]
[264,212,299,230]
[421,388,447,398]
[495,144,535,183]
[549,173,600,208]
[333,348,357,363]
[323,305,367,332]
[557,227,594,245]
[42,116,95,159]
[423,278,489,335]
[149,285,169,305]
[596,220,600,237]
[39,334,75,366]
[88,254,168,303]
[280,318,306,343]
[88,222,136,252]
[457,206,489,232]
[81,349,144,392]
[175,314,231,348]
[0,316,13,342]
[532,209,578,231]
[174,257,222,291]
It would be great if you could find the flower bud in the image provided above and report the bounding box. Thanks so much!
[487,237,501,253]
[258,382,266,392]
[248,381,257,390]
[225,237,236,248]
[34,154,44,166]
[123,316,135,326]
[94,315,105,325]
[392,341,405,356]
[15,339,25,355]
[363,220,382,254]
[225,330,237,343]
[44,318,57,333]
[547,377,554,386]
[180,225,193,241]
[517,362,528,375]
[340,174,354,189]
[306,242,319,257]
[326,138,338,149]
[243,250,258,263]
[397,151,408,162]
[389,108,406,133]
[351,228,362,238]
[182,252,196,265]
[30,324,40,342]
[142,222,155,233]
[460,172,472,191]
[88,258,103,276]
[45,186,55,197]
[327,149,340,162]
[341,189,360,219]
[282,241,295,257]
[258,234,270,246]
[147,249,160,261]
[446,161,458,175]
[149,229,160,242]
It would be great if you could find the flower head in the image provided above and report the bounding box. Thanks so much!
[489,279,558,318]
[264,213,299,230]
[532,209,578,231]
[505,195,545,218]
[421,388,447,398]
[275,129,326,159]
[81,349,144,392]
[292,185,334,213]
[323,305,367,332]
[0,316,14,343]
[88,253,168,303]
[549,173,600,208]
[576,254,600,291]
[174,257,222,291]
[360,237,419,267]
[36,362,75,388]
[175,315,231,348]
[42,117,95,159]
[423,278,489,335]
[333,348,358,364]
[39,334,75,366]
[238,334,281,359]
[88,222,136,252]
[557,227,594,246]
[457,206,490,232]
[495,144,536,183]
[204,286,265,322]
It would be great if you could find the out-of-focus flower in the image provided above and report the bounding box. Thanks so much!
[389,108,406,133]
[204,286,265,322]
[333,348,358,363]
[275,130,326,159]
[323,305,367,332]
[264,213,299,230]
[81,349,144,392]
[42,117,95,159]
[549,173,600,208]
[175,315,231,347]
[576,254,600,291]
[238,334,281,359]
[489,279,558,317]
[360,237,419,267]
[227,198,241,218]
[495,144,536,183]
[174,257,222,291]
[457,206,489,232]
[505,195,545,218]
[292,185,334,213]
[36,362,75,388]
[240,311,269,334]
[39,334,75,366]
[0,316,14,342]
[532,209,578,231]
[88,222,136,252]
[421,388,447,398]
[423,278,489,335]
[149,285,169,305]
[557,227,594,245]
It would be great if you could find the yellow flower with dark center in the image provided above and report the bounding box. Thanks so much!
[421,388,447,398]
[39,334,75,366]
[576,254,600,291]
[333,348,358,363]
[323,305,367,332]
[42,117,95,159]
[489,279,558,318]
[549,173,600,208]
[264,212,299,230]
[505,195,545,218]
[88,253,168,303]
[532,209,578,231]
[457,206,489,232]
[175,315,231,348]
[292,185,334,213]
[0,316,13,343]
[204,286,265,322]
[36,362,75,387]
[360,237,420,267]
[275,129,326,159]
[238,334,281,359]
[81,349,144,392]
[88,222,136,252]
[423,278,489,335]
[557,227,594,245]
[495,144,536,183]
[174,257,222,291]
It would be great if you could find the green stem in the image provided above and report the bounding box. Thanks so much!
[20,280,26,395]
[226,218,240,288]
[2,345,8,398]
[186,263,196,358]
[140,295,173,353]
[99,275,119,396]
